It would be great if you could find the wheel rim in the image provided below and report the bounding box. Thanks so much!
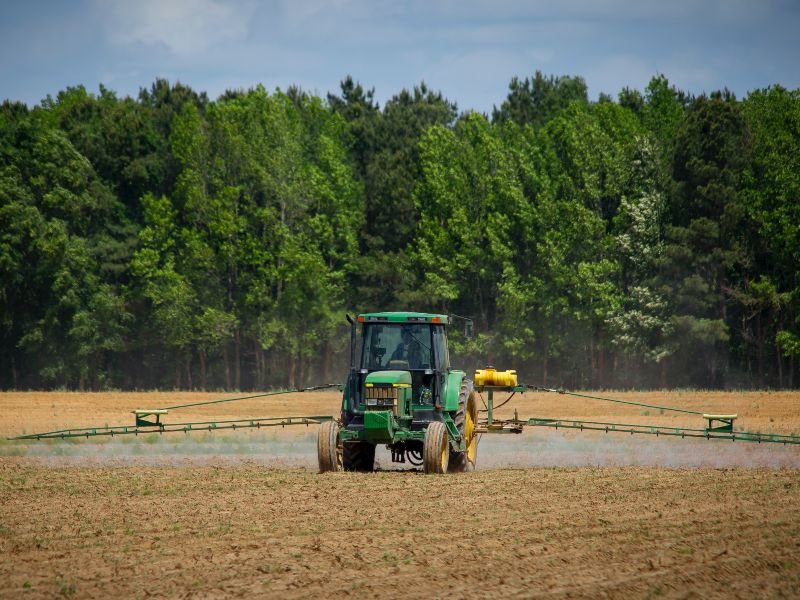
[465,394,477,463]
[439,427,448,472]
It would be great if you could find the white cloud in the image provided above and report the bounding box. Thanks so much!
[99,0,256,57]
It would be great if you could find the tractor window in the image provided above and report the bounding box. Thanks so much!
[361,324,433,370]
[433,326,450,371]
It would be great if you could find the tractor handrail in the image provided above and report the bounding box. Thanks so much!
[532,387,707,416]
[9,414,336,440]
[159,384,340,411]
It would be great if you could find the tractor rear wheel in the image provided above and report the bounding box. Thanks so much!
[342,441,375,472]
[423,421,449,474]
[317,421,342,473]
[449,379,478,473]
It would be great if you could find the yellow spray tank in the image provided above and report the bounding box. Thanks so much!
[474,366,517,387]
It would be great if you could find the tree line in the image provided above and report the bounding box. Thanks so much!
[1,74,798,390]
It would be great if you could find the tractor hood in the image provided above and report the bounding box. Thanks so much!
[362,370,411,444]
[365,370,412,387]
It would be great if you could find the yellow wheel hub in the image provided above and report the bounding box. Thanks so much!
[465,393,477,464]
[439,427,448,472]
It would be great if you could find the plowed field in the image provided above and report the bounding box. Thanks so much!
[2,390,800,598]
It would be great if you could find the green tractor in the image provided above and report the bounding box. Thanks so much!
[318,312,479,474]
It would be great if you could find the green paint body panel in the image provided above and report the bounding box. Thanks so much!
[358,311,449,325]
[441,412,461,448]
[340,426,425,443]
[442,370,466,412]
[363,410,395,443]
[361,371,413,444]
[365,371,412,385]
[364,371,412,416]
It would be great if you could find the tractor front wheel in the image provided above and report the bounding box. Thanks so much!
[317,421,342,473]
[423,421,449,474]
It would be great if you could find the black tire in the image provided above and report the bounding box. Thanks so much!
[317,421,342,473]
[448,379,469,472]
[449,379,478,473]
[342,441,375,472]
[423,421,449,474]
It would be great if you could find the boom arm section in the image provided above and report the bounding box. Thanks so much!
[475,386,800,446]
[9,386,339,441]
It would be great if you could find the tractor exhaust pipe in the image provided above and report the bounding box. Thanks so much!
[346,314,356,371]
[344,314,357,423]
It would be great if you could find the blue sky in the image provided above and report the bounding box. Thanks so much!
[1,0,798,113]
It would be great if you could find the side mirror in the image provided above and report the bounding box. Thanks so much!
[449,314,474,339]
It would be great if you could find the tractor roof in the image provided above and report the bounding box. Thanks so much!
[357,311,449,325]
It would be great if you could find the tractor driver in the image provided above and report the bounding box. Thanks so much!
[391,326,422,369]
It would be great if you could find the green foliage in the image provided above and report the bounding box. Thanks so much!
[0,74,799,389]
[777,330,800,358]
[742,86,800,277]
[493,71,588,128]
[642,75,686,155]
[411,113,522,321]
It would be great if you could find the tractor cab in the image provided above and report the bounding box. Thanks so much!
[359,317,450,405]
[355,313,449,406]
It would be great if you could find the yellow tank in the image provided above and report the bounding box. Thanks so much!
[474,367,517,387]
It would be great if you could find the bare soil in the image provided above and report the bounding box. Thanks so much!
[1,390,800,598]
